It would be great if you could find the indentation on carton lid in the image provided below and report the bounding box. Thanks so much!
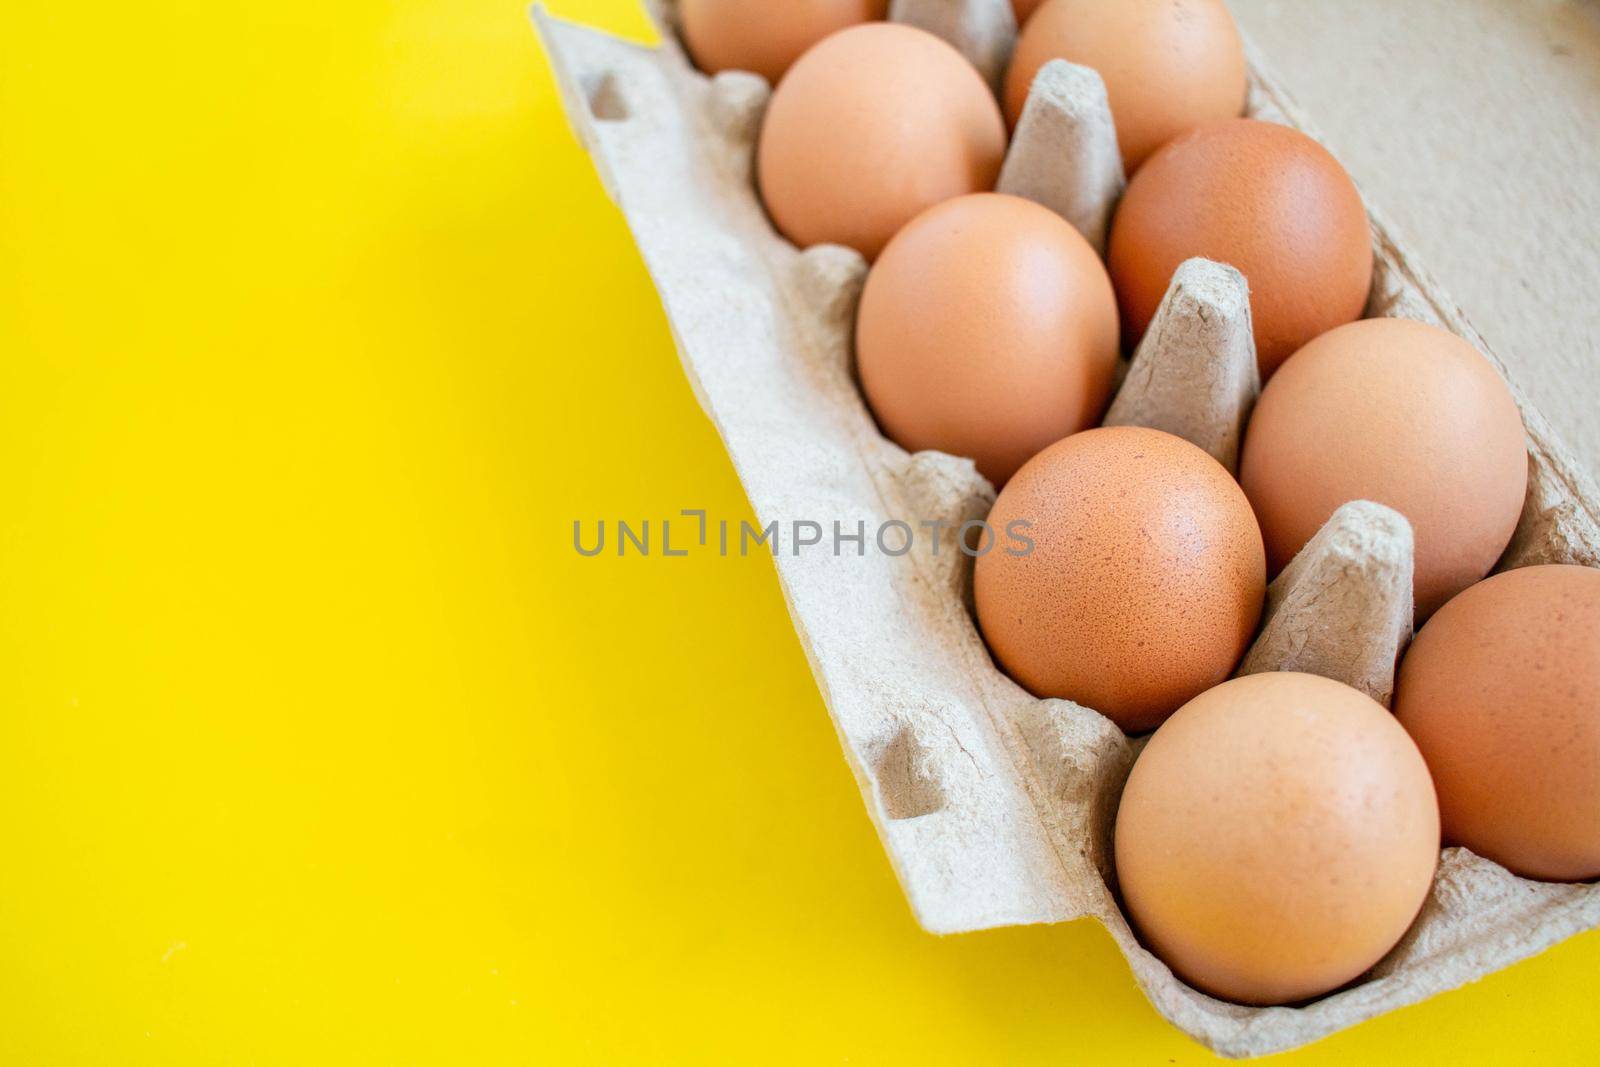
[875,724,947,821]
[583,70,630,122]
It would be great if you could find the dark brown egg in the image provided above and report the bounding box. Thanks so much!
[1107,119,1373,378]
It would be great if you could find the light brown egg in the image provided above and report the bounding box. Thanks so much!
[974,427,1264,733]
[1115,672,1440,1006]
[1107,119,1373,377]
[1239,318,1528,620]
[1395,565,1600,882]
[678,0,888,86]
[757,23,1007,261]
[856,194,1119,485]
[1004,0,1246,171]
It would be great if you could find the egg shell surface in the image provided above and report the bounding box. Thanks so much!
[1107,118,1373,377]
[1395,564,1600,883]
[1004,0,1247,171]
[1238,317,1528,620]
[1115,672,1441,1006]
[856,193,1120,486]
[679,0,889,85]
[974,426,1265,733]
[1011,0,1046,25]
[756,23,1007,261]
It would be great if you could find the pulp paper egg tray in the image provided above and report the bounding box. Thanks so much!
[532,1,1600,1056]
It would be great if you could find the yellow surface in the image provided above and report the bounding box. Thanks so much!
[0,1,1595,1062]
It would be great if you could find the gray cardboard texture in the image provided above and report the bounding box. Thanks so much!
[996,58,1124,256]
[1103,257,1258,472]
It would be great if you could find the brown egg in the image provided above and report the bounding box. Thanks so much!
[757,23,1007,260]
[1395,565,1600,882]
[1010,0,1046,25]
[1107,118,1373,377]
[1116,672,1440,1006]
[975,427,1264,732]
[1004,0,1246,171]
[678,0,888,86]
[856,194,1119,485]
[1239,318,1528,620]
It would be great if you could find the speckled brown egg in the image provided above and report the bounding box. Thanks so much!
[974,426,1265,733]
[1004,0,1247,171]
[856,193,1120,486]
[1395,565,1600,882]
[1239,317,1528,620]
[757,23,1007,260]
[1107,118,1373,377]
[678,0,888,86]
[1115,672,1440,1006]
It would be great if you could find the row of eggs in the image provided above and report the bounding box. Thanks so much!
[675,0,1600,1007]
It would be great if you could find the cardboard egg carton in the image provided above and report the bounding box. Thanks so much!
[531,1,1600,1056]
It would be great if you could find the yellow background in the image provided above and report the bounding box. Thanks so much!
[1,1,1595,1062]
